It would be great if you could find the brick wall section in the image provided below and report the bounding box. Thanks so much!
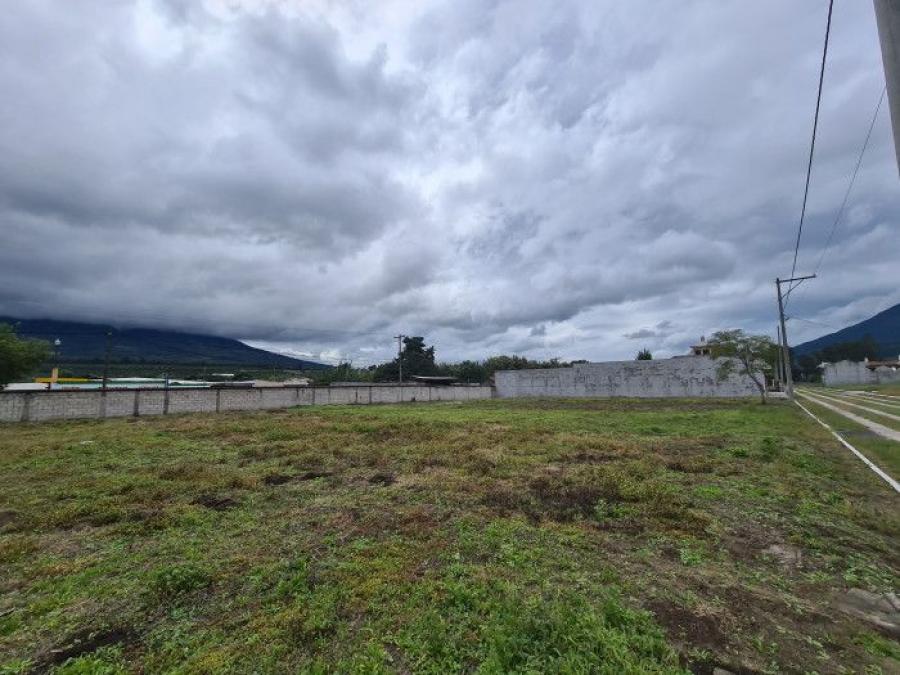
[0,385,494,423]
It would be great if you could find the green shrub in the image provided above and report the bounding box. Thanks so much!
[149,564,211,601]
[756,437,780,462]
[479,590,680,673]
[54,646,126,674]
[593,498,629,522]
[677,545,704,567]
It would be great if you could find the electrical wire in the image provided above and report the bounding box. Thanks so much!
[787,316,840,330]
[787,0,834,300]
[813,86,886,274]
[783,86,886,311]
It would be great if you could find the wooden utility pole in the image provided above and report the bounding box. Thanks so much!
[874,0,900,174]
[776,275,815,398]
[394,334,405,384]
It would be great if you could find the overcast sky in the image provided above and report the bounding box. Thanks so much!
[1,0,897,365]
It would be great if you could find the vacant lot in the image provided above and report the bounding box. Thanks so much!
[1,399,898,673]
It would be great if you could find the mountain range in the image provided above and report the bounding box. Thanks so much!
[793,303,900,358]
[1,317,329,369]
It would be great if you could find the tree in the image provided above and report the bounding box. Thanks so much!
[373,336,440,382]
[818,335,881,363]
[706,329,778,404]
[446,360,487,383]
[0,323,50,386]
[636,349,653,361]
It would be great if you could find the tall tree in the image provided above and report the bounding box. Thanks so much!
[0,323,50,386]
[636,349,653,361]
[707,330,778,404]
[818,335,881,363]
[374,336,439,382]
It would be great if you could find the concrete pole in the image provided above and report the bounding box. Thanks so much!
[874,0,900,175]
[395,334,404,384]
[776,279,794,398]
[101,330,112,391]
[776,324,785,389]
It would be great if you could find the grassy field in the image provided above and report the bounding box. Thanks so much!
[1,399,898,673]
[797,389,900,478]
[824,383,900,397]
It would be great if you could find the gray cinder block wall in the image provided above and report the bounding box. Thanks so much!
[821,360,900,386]
[0,384,494,423]
[494,357,759,399]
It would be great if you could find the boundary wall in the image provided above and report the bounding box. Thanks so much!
[494,357,759,398]
[0,384,494,423]
[821,360,900,386]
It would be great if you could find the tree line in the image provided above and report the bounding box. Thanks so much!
[312,336,581,385]
[793,335,882,382]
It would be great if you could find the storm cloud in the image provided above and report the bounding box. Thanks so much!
[1,0,897,365]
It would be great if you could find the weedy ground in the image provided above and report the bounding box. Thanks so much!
[0,398,898,674]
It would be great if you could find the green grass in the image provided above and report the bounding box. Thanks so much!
[0,398,898,673]
[826,382,900,397]
[833,394,900,416]
[800,390,900,433]
[798,394,900,478]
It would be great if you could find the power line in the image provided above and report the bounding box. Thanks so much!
[787,0,834,300]
[787,315,840,331]
[813,86,886,274]
[781,86,886,312]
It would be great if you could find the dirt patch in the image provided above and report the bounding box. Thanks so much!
[723,523,781,562]
[529,475,605,521]
[368,473,396,486]
[298,471,333,481]
[192,495,239,511]
[480,473,616,523]
[761,543,802,568]
[481,485,535,520]
[263,473,292,486]
[0,509,19,529]
[647,600,728,652]
[36,626,135,669]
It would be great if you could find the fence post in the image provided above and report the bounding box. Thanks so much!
[21,393,31,422]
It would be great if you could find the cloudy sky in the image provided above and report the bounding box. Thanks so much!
[1,0,897,366]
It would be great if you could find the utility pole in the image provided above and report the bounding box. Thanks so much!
[776,275,815,398]
[101,330,113,391]
[776,324,784,390]
[874,0,900,174]
[52,338,62,389]
[394,334,405,384]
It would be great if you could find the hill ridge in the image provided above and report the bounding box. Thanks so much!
[793,303,900,358]
[0,317,330,369]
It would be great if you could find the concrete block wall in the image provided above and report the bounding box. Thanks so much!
[494,357,759,399]
[0,384,495,423]
[822,360,900,386]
